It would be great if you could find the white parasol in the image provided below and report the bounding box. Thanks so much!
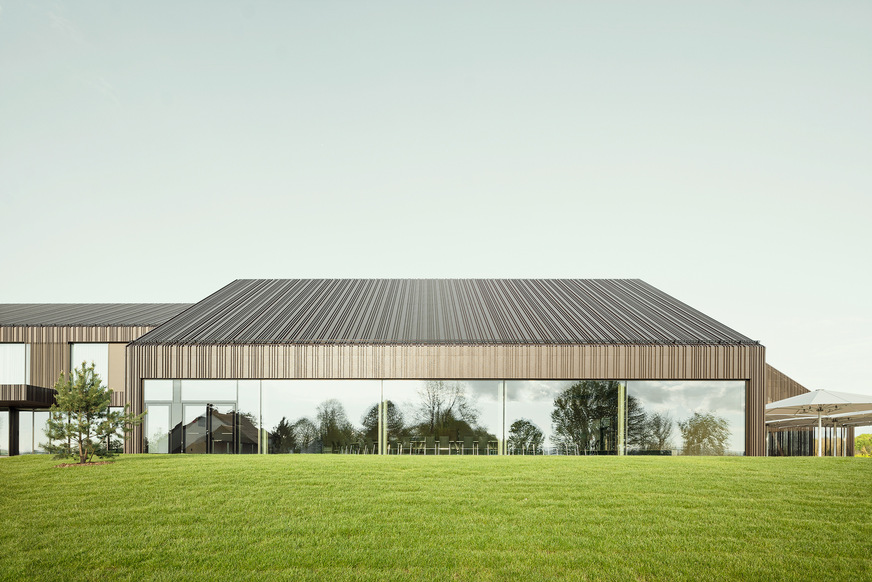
[765,390,872,457]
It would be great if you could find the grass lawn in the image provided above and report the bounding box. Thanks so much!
[1,455,870,581]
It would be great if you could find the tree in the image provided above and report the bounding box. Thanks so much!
[414,381,480,437]
[293,417,318,453]
[361,400,406,440]
[43,362,142,464]
[316,399,356,447]
[271,417,296,454]
[678,412,730,455]
[855,433,872,457]
[550,380,646,453]
[507,418,544,453]
[645,412,674,452]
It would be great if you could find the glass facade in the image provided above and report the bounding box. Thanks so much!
[143,379,746,456]
[262,380,380,454]
[767,426,848,457]
[626,381,745,455]
[383,380,501,454]
[767,427,815,456]
[0,409,9,456]
[505,380,624,455]
[16,409,51,454]
[0,343,30,384]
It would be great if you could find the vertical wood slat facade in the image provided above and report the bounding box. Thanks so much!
[0,325,155,403]
[126,343,766,455]
[764,364,810,403]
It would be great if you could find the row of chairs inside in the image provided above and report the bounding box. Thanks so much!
[393,436,494,455]
[324,436,496,454]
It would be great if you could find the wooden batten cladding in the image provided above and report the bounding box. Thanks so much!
[765,364,810,403]
[0,326,154,344]
[110,390,125,407]
[0,326,154,390]
[126,342,767,456]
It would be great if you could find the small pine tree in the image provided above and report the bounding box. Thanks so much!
[43,362,143,464]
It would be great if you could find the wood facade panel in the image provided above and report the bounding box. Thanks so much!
[108,343,127,392]
[126,343,766,455]
[29,343,68,389]
[765,364,810,403]
[0,326,154,344]
[0,325,155,390]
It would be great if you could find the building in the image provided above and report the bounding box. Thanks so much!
[0,279,835,457]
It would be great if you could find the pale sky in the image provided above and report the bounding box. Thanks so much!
[1,2,870,426]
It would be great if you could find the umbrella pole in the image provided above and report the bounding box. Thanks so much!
[817,411,822,457]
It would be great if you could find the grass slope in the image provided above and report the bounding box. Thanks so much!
[1,455,870,581]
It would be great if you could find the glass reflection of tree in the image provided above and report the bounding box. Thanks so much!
[550,380,645,454]
[271,417,296,453]
[507,419,544,454]
[411,381,495,442]
[361,400,406,440]
[640,412,674,452]
[316,399,356,453]
[678,412,729,455]
[293,418,318,453]
[414,381,481,439]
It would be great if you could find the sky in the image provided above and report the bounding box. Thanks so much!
[1,2,870,426]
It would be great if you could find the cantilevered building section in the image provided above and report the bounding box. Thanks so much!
[2,279,822,458]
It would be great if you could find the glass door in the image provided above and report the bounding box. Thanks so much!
[183,403,236,454]
[209,404,236,454]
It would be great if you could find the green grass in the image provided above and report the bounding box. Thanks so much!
[1,455,870,581]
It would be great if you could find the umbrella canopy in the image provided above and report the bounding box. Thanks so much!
[766,409,872,429]
[765,389,872,456]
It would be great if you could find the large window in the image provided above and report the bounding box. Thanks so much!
[142,378,746,455]
[0,409,9,456]
[505,380,624,455]
[0,344,30,384]
[17,409,51,454]
[262,380,380,454]
[383,380,501,454]
[70,344,109,384]
[626,381,746,455]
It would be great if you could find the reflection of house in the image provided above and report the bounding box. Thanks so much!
[0,279,841,456]
[171,408,259,454]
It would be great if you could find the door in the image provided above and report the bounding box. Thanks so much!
[183,403,236,453]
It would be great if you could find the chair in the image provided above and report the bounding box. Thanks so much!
[399,437,411,455]
[437,436,451,455]
[422,436,436,455]
[478,438,489,456]
[461,436,475,455]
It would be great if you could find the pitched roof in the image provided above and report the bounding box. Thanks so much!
[0,304,192,327]
[131,279,757,346]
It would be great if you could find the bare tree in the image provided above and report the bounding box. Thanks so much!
[646,412,674,451]
[415,381,479,436]
[293,417,318,453]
